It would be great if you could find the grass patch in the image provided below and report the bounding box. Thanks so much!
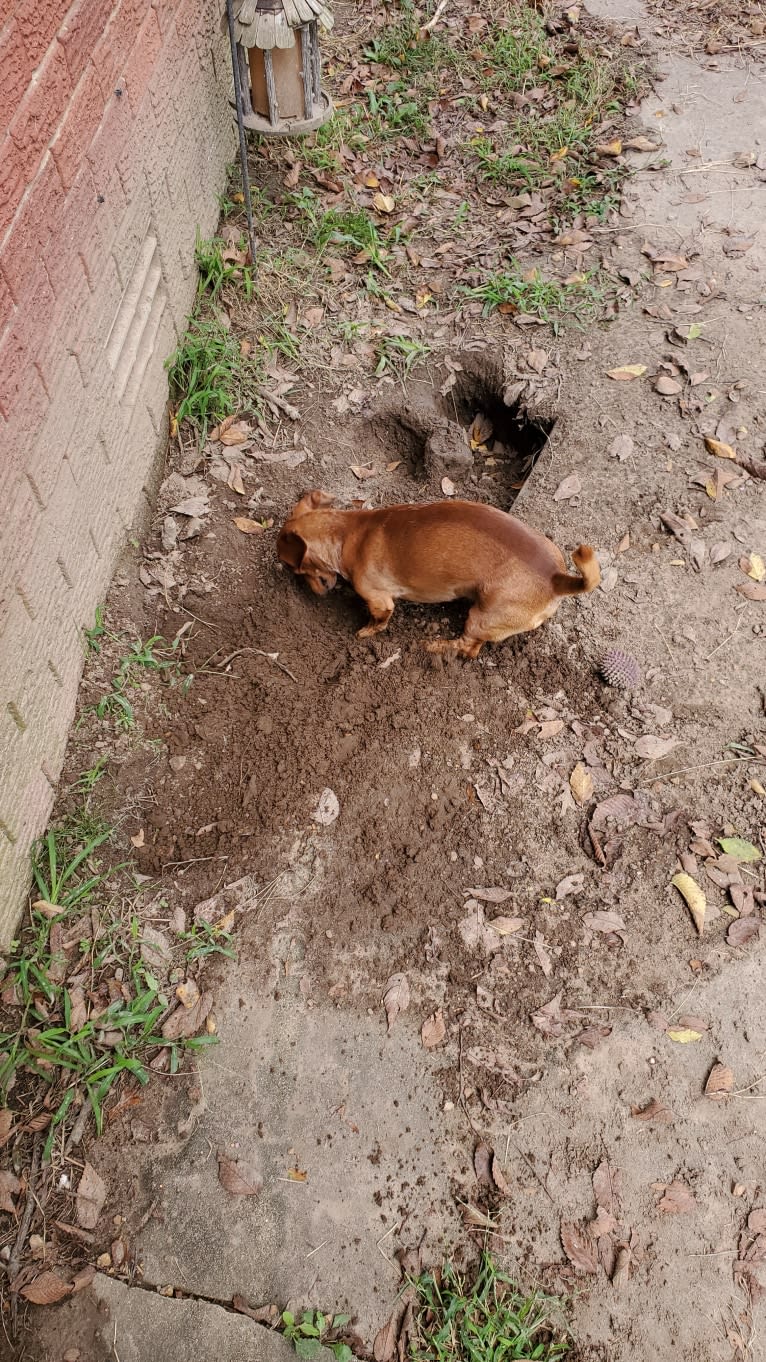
[375,334,432,381]
[94,634,180,733]
[411,1253,569,1362]
[0,819,218,1160]
[194,230,254,301]
[282,1309,352,1362]
[464,260,602,327]
[167,318,261,436]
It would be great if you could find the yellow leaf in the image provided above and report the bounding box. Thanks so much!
[745,553,765,581]
[130,828,145,848]
[383,296,402,313]
[666,1028,702,1043]
[287,1167,308,1182]
[569,762,594,805]
[479,94,489,111]
[703,436,736,460]
[415,290,432,309]
[751,778,766,797]
[363,172,380,188]
[671,872,706,935]
[232,192,245,204]
[550,146,569,162]
[169,415,178,439]
[372,192,395,214]
[606,364,647,380]
[233,517,264,535]
[596,139,622,156]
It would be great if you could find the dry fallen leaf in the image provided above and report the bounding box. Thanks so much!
[441,477,456,497]
[383,973,410,1031]
[596,138,622,156]
[129,828,145,848]
[741,553,766,582]
[469,413,494,449]
[593,1160,622,1216]
[583,910,627,940]
[421,1010,446,1049]
[553,472,582,501]
[609,433,634,461]
[76,1162,106,1230]
[18,1271,72,1305]
[372,192,395,214]
[217,1154,263,1197]
[657,1180,696,1214]
[526,347,548,373]
[161,991,213,1040]
[556,873,584,900]
[655,375,682,396]
[0,1109,13,1148]
[569,761,594,804]
[704,1062,734,1100]
[312,788,340,825]
[0,1169,21,1213]
[607,364,647,381]
[350,464,377,481]
[704,436,736,460]
[736,580,766,601]
[671,872,706,935]
[561,1221,598,1273]
[631,1097,672,1124]
[490,915,524,935]
[727,917,761,947]
[233,517,264,535]
[666,1027,703,1043]
[634,734,677,760]
[465,886,513,903]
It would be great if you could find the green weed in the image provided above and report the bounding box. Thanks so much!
[167,318,255,436]
[282,1310,352,1362]
[411,1253,569,1362]
[464,261,601,327]
[181,919,238,963]
[375,334,432,382]
[95,635,179,733]
[195,229,254,301]
[31,828,112,909]
[84,605,109,653]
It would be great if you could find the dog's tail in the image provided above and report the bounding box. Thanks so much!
[552,544,600,596]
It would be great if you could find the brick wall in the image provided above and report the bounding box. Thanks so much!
[0,0,235,944]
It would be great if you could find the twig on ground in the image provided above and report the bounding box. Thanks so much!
[9,1134,42,1334]
[420,0,448,34]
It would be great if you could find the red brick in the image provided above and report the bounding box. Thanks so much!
[50,62,105,192]
[0,156,66,304]
[92,0,147,98]
[151,0,182,37]
[0,269,15,335]
[86,88,133,194]
[15,0,72,68]
[8,46,72,198]
[58,0,117,87]
[0,265,58,404]
[0,133,27,236]
[37,256,90,390]
[123,9,162,114]
[0,22,30,131]
[44,164,105,296]
[0,361,48,446]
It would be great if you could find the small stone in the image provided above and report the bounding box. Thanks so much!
[63,1351,81,1362]
[96,1252,112,1269]
[169,755,187,772]
[158,1284,175,1297]
[111,1239,126,1268]
[599,648,641,690]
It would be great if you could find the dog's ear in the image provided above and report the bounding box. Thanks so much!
[277,529,307,570]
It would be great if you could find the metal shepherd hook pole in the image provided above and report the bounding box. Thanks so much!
[225,0,258,267]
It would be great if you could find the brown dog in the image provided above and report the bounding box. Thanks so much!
[277,491,599,658]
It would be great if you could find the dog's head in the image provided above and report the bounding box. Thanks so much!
[277,490,339,596]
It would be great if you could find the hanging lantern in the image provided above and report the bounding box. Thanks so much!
[230,0,334,136]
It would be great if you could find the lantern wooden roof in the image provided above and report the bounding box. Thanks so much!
[233,0,333,50]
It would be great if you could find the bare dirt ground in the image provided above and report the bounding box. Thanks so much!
[4,1,766,1360]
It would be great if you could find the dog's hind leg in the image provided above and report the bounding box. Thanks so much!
[356,591,395,638]
[425,601,537,659]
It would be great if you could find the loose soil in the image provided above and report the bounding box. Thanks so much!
[5,2,766,1360]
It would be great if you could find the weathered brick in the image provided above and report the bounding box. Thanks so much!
[124,8,163,115]
[0,156,66,305]
[26,357,85,508]
[58,0,117,87]
[0,270,14,336]
[86,88,134,195]
[44,164,112,298]
[0,133,27,237]
[0,21,30,132]
[15,0,72,67]
[0,362,49,448]
[92,0,147,98]
[50,62,105,193]
[8,45,72,198]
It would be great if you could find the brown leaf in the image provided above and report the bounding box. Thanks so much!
[0,1109,13,1148]
[553,472,582,501]
[556,873,584,900]
[161,992,214,1040]
[0,1169,21,1213]
[382,973,410,1031]
[533,931,553,976]
[655,375,682,396]
[464,886,512,903]
[233,1297,280,1326]
[421,1010,446,1049]
[18,1271,72,1305]
[612,1245,631,1290]
[233,517,264,534]
[67,985,88,1033]
[71,1264,96,1293]
[569,762,594,805]
[76,1162,106,1230]
[704,436,736,460]
[491,1155,511,1196]
[631,1097,672,1124]
[350,464,377,480]
[531,991,580,1038]
[589,792,647,832]
[589,1206,618,1238]
[634,735,677,760]
[561,1221,598,1273]
[657,1180,696,1214]
[606,364,647,381]
[217,1154,262,1197]
[283,161,302,189]
[576,1025,612,1049]
[736,581,766,601]
[374,1308,404,1362]
[219,422,251,446]
[727,917,761,947]
[609,434,634,462]
[469,413,493,449]
[583,910,626,940]
[593,1161,622,1216]
[526,348,548,373]
[704,1062,734,1100]
[474,1142,493,1185]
